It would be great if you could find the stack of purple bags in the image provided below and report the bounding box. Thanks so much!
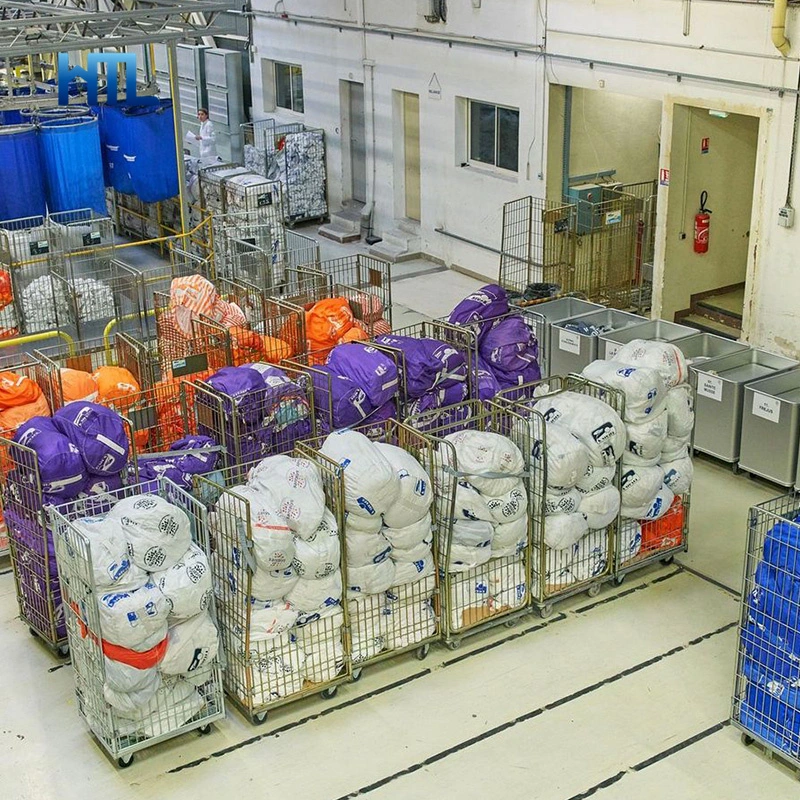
[311,343,399,435]
[373,334,471,433]
[448,284,541,402]
[136,435,222,494]
[6,403,130,641]
[196,363,312,466]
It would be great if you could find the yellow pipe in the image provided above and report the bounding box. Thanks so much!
[103,310,155,358]
[772,0,791,56]
[114,213,213,250]
[0,330,75,355]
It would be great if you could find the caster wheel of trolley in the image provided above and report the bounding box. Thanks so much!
[732,462,741,476]
[117,754,134,769]
[415,644,430,661]
[741,733,755,747]
[57,644,69,658]
[28,627,38,639]
[660,555,675,566]
[445,639,461,651]
[586,584,601,598]
[504,618,519,628]
[613,574,626,587]
[351,668,363,683]
[198,724,212,736]
[252,711,269,725]
[320,685,338,700]
[538,604,554,620]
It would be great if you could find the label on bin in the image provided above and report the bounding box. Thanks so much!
[697,374,723,402]
[604,342,621,360]
[752,392,781,423]
[559,329,581,355]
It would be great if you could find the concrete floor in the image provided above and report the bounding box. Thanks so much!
[1,239,798,798]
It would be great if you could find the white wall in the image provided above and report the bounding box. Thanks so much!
[250,0,800,356]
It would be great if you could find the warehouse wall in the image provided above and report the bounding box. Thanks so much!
[662,107,759,320]
[250,0,800,355]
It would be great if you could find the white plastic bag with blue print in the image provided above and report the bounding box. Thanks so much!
[622,485,674,521]
[160,612,220,676]
[387,598,436,648]
[392,554,435,585]
[299,608,345,683]
[349,594,392,662]
[347,558,396,597]
[449,568,494,629]
[151,542,213,620]
[320,430,400,518]
[661,456,693,496]
[250,565,299,602]
[97,580,169,651]
[532,546,574,595]
[516,417,589,490]
[492,559,528,610]
[582,360,667,423]
[577,463,617,495]
[376,442,434,528]
[73,516,147,592]
[114,676,203,737]
[544,512,589,551]
[103,661,161,713]
[665,385,695,439]
[247,455,326,541]
[579,486,620,530]
[286,570,343,612]
[292,509,340,579]
[486,479,527,523]
[443,429,525,495]
[248,599,298,642]
[618,520,642,562]
[345,529,392,568]
[619,464,664,508]
[534,487,583,516]
[492,515,527,558]
[451,479,493,522]
[386,574,436,604]
[388,529,432,563]
[571,530,609,582]
[625,409,668,464]
[382,513,432,553]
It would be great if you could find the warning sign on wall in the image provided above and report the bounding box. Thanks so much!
[701,137,710,154]
[659,168,670,186]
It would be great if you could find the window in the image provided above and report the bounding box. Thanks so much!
[275,62,304,113]
[468,100,519,172]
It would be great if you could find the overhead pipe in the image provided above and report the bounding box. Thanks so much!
[562,85,572,202]
[772,0,791,57]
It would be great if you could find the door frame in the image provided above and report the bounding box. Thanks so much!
[652,96,769,342]
[339,80,367,204]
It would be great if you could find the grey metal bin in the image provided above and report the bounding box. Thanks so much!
[673,332,749,367]
[550,309,646,376]
[520,297,604,377]
[691,349,798,466]
[740,368,800,486]
[599,319,697,361]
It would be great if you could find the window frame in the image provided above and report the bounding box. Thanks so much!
[274,61,304,114]
[467,99,519,173]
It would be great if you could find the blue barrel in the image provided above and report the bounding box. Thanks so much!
[39,115,106,214]
[0,125,47,222]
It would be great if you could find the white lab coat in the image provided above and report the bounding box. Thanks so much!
[197,118,219,164]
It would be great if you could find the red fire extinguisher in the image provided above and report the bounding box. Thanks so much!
[694,190,712,254]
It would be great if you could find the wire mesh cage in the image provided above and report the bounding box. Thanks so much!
[243,120,328,224]
[223,172,286,221]
[199,163,251,214]
[47,209,117,341]
[569,194,639,309]
[0,214,59,336]
[35,334,155,409]
[197,453,351,723]
[49,480,226,766]
[213,211,286,283]
[192,362,314,472]
[153,291,232,382]
[495,375,625,617]
[731,493,800,775]
[404,398,533,646]
[499,196,576,302]
[295,419,443,671]
[318,255,392,333]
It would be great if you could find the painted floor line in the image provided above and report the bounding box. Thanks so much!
[331,622,738,799]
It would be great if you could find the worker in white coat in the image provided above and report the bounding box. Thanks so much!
[194,108,220,165]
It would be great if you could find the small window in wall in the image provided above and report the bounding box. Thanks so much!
[469,100,519,172]
[275,62,304,113]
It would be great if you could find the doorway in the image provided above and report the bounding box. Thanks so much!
[343,81,367,203]
[662,106,759,337]
[402,92,421,221]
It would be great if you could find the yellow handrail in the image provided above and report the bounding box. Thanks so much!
[103,310,155,359]
[0,330,76,355]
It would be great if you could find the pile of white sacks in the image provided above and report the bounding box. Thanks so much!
[73,494,218,738]
[520,392,627,592]
[22,274,114,331]
[432,430,529,631]
[320,430,437,663]
[583,339,694,560]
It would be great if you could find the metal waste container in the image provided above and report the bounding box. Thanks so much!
[673,332,749,367]
[691,349,798,466]
[599,319,697,361]
[740,368,800,486]
[550,309,646,376]
[520,297,604,377]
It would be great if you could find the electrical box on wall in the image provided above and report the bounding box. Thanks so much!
[778,206,795,228]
